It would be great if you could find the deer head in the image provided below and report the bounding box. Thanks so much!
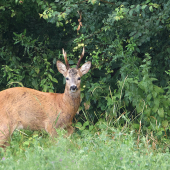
[56,47,91,94]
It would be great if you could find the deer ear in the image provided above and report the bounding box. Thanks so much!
[79,61,91,76]
[56,61,67,77]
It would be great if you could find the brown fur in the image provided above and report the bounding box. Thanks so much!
[0,51,91,147]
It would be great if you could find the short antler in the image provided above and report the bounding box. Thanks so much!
[62,48,70,69]
[76,47,85,68]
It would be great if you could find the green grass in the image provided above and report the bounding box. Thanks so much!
[1,126,170,170]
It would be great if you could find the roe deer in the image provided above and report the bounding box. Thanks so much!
[0,47,91,147]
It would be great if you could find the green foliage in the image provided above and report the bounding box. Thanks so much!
[1,128,170,169]
[1,0,170,141]
[1,30,58,92]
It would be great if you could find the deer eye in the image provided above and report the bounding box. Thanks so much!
[66,77,69,80]
[77,77,81,80]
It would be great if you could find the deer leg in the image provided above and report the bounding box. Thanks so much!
[0,122,12,147]
[0,117,18,148]
[45,121,58,137]
[65,125,74,136]
[45,120,74,138]
[60,122,74,137]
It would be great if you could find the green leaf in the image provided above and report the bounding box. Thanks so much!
[147,94,152,101]
[138,81,146,90]
[129,10,133,16]
[81,93,84,99]
[152,91,157,98]
[136,4,140,13]
[83,121,89,127]
[32,134,39,138]
[154,86,164,93]
[49,68,54,73]
[107,97,113,106]
[41,79,46,84]
[156,131,162,136]
[129,31,136,37]
[141,5,147,10]
[149,6,153,12]
[132,123,139,129]
[136,104,143,113]
[35,67,40,74]
[154,98,159,107]
[167,48,170,54]
[23,141,30,146]
[75,122,82,129]
[162,120,168,127]
[52,78,58,83]
[152,106,158,113]
[0,6,5,11]
[89,125,94,131]
[32,79,38,89]
[144,108,151,116]
[158,108,164,118]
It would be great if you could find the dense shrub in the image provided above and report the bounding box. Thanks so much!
[0,0,170,139]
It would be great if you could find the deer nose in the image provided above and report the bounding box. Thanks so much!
[70,85,77,91]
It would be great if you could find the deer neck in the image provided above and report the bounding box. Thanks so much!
[62,88,81,113]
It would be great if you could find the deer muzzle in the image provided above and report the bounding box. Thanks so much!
[70,85,78,92]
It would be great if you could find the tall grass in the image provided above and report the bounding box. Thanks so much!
[1,126,170,170]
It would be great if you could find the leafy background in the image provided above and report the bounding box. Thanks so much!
[1,0,170,141]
